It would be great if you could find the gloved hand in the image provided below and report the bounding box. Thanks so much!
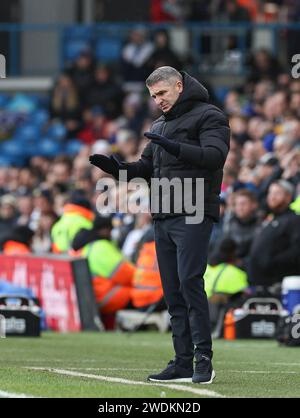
[144,132,180,158]
[89,154,122,177]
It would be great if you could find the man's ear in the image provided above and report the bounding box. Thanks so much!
[177,80,183,93]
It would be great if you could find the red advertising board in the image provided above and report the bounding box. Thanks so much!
[0,254,81,332]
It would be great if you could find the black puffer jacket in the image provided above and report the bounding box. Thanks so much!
[248,209,300,285]
[123,72,230,221]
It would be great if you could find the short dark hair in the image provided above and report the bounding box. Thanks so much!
[146,66,182,87]
[234,189,258,203]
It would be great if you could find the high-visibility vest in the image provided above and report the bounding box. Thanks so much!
[131,241,163,308]
[80,239,135,314]
[51,204,94,253]
[2,241,31,255]
[290,195,300,215]
[204,263,248,299]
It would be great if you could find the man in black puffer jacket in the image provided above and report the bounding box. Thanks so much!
[90,66,230,384]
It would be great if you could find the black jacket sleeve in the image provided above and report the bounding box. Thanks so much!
[178,109,230,170]
[122,141,153,182]
[270,215,300,270]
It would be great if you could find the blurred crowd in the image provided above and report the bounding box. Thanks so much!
[103,0,300,24]
[0,19,300,323]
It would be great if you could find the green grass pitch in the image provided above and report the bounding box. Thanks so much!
[0,332,299,398]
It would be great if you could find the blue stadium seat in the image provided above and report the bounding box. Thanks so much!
[64,40,91,61]
[14,124,41,142]
[95,37,122,62]
[2,139,24,157]
[0,155,13,167]
[0,93,10,109]
[37,138,63,158]
[1,140,27,166]
[64,139,84,155]
[214,86,230,104]
[47,122,66,140]
[31,109,50,127]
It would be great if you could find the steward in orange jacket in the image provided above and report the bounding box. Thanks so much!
[51,195,94,254]
[72,215,135,314]
[130,228,164,310]
[1,226,34,255]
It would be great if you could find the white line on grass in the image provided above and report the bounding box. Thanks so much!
[228,370,298,375]
[66,367,154,371]
[216,360,300,367]
[0,389,37,398]
[27,367,225,398]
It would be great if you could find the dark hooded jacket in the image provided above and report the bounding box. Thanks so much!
[122,72,230,221]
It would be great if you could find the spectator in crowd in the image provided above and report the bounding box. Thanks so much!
[247,49,282,84]
[0,195,18,243]
[49,73,81,122]
[122,212,153,260]
[84,64,124,119]
[130,226,164,311]
[72,214,135,327]
[150,0,188,22]
[187,0,211,21]
[248,180,300,286]
[51,194,94,253]
[147,29,182,72]
[255,153,281,208]
[116,92,148,135]
[32,211,58,254]
[45,156,73,192]
[121,27,154,82]
[0,168,9,196]
[221,0,251,22]
[204,238,248,330]
[0,225,34,255]
[65,50,95,102]
[77,106,110,145]
[115,129,139,162]
[16,194,34,227]
[221,189,260,268]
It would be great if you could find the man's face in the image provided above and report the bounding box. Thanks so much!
[234,196,257,220]
[148,79,183,113]
[267,184,291,212]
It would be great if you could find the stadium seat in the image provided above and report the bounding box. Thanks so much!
[64,139,84,155]
[214,86,230,104]
[47,122,66,140]
[0,155,13,167]
[14,124,41,142]
[95,37,122,62]
[1,139,24,156]
[0,93,10,109]
[7,93,37,114]
[1,140,27,166]
[64,40,91,61]
[37,137,63,157]
[31,109,50,127]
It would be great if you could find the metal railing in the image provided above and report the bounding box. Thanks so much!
[0,22,298,77]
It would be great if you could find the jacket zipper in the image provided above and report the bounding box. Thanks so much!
[158,122,167,178]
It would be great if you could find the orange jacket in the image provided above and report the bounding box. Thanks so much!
[93,261,135,314]
[3,241,31,255]
[131,241,163,308]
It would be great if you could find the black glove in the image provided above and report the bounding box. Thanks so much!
[89,154,122,178]
[144,132,180,158]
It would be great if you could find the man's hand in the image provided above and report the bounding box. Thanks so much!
[144,132,180,157]
[89,154,121,177]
